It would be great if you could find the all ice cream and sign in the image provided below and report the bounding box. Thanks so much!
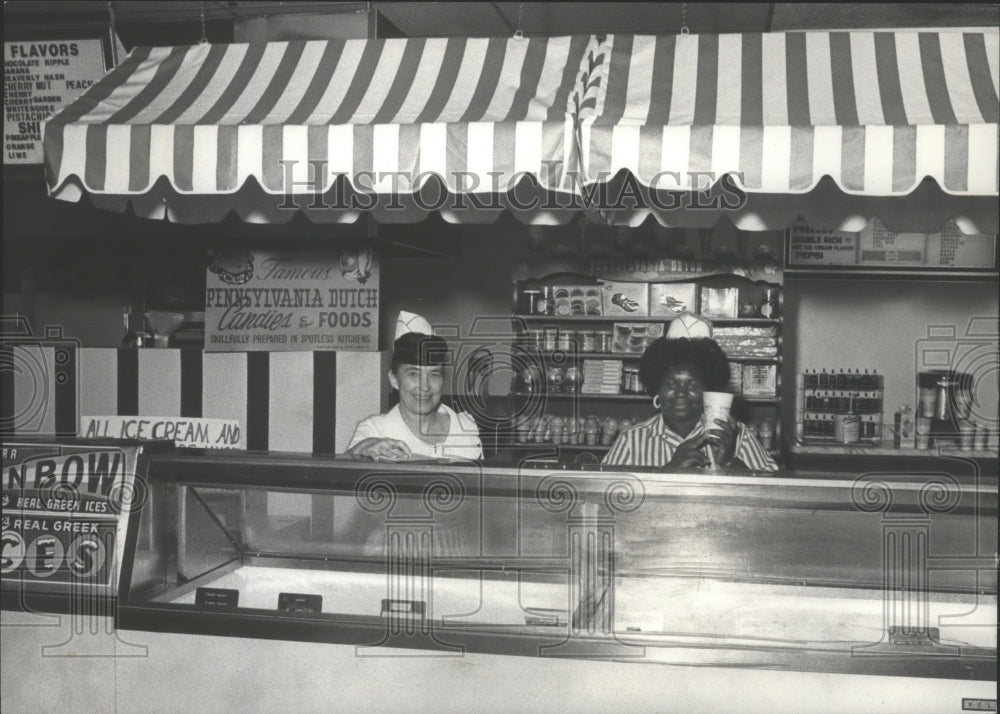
[4,38,106,164]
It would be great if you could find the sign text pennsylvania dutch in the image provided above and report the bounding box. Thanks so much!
[204,249,379,352]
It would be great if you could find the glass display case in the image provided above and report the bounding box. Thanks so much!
[119,451,997,681]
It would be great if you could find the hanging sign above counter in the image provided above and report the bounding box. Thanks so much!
[788,220,997,271]
[513,224,784,285]
[204,249,380,352]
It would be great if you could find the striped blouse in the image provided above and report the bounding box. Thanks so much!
[601,413,778,472]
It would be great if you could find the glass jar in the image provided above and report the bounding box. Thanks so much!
[557,330,573,352]
[518,365,542,394]
[579,330,596,352]
[756,419,775,451]
[546,366,564,393]
[596,330,613,353]
[564,366,582,393]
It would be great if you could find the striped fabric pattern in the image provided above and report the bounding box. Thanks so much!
[580,31,999,195]
[3,347,382,454]
[44,37,586,197]
[601,413,778,472]
[43,31,998,209]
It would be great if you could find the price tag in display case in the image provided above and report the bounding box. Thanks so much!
[278,592,323,614]
[195,587,240,608]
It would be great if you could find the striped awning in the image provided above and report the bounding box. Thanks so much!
[43,30,999,228]
[44,37,585,210]
[578,30,999,195]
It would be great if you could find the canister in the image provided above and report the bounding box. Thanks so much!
[543,327,558,351]
[579,330,597,352]
[834,413,860,443]
[596,330,613,353]
[756,419,775,451]
[959,419,976,451]
[556,330,573,352]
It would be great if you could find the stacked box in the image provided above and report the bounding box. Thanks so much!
[581,359,623,394]
[552,285,603,316]
[713,326,779,358]
[728,363,743,393]
[699,287,739,318]
[601,282,649,316]
[742,365,777,397]
[650,283,697,316]
[611,323,665,354]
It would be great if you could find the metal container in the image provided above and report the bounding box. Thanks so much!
[834,413,860,443]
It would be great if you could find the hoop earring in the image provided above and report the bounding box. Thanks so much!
[652,395,661,409]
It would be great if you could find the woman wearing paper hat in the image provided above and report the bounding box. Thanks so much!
[602,314,777,472]
[345,312,483,461]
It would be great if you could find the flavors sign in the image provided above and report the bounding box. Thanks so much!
[4,39,107,164]
[205,249,379,352]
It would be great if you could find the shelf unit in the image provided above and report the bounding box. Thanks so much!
[506,276,785,461]
[797,373,885,447]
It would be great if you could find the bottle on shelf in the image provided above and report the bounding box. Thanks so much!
[760,288,779,319]
[120,306,144,348]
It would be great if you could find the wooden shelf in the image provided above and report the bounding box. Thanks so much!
[791,444,999,458]
[513,315,781,326]
[727,356,781,364]
[740,396,779,404]
[513,348,781,365]
[512,392,649,401]
[508,392,779,405]
[514,348,640,360]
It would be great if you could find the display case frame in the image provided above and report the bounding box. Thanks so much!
[117,450,997,681]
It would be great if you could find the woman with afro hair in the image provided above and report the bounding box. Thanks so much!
[602,337,777,472]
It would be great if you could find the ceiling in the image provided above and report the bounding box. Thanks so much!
[4,1,999,38]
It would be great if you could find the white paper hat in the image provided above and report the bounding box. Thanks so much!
[666,311,713,339]
[395,311,434,339]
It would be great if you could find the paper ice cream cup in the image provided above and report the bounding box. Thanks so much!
[702,391,734,431]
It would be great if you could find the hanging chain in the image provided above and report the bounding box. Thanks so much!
[680,2,690,35]
[107,1,119,66]
[199,1,208,44]
[513,2,525,40]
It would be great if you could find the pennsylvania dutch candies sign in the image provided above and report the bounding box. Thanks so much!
[205,249,379,351]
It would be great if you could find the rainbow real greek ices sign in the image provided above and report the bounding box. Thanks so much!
[1,443,142,592]
[205,249,380,352]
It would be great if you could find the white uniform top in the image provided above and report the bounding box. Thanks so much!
[347,403,483,460]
